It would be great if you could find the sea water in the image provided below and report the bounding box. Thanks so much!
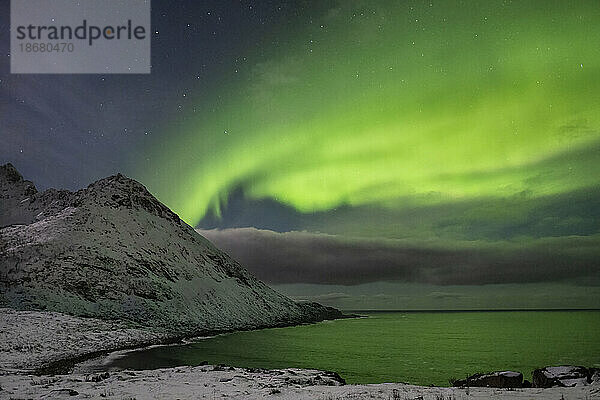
[104,310,600,386]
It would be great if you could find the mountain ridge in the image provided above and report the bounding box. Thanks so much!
[0,163,341,334]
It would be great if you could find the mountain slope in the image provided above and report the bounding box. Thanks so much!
[0,164,341,333]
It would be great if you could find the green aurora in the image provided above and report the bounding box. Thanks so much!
[140,1,600,233]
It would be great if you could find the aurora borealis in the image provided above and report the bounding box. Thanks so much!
[3,0,600,308]
[140,1,600,229]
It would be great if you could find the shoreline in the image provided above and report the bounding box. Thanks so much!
[344,308,600,313]
[43,317,360,376]
[1,308,597,399]
[0,307,354,376]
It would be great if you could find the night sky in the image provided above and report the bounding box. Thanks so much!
[2,1,599,309]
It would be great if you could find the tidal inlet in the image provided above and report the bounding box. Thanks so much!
[1,0,599,398]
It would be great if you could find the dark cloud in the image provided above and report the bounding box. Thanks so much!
[310,292,352,301]
[426,292,467,300]
[198,186,308,232]
[198,228,600,286]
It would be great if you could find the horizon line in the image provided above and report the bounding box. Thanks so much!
[342,308,600,313]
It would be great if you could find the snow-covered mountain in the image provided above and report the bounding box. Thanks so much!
[0,163,341,333]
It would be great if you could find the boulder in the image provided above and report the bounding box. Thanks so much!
[532,366,590,388]
[590,368,600,384]
[452,371,523,388]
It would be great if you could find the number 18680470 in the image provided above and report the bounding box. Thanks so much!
[19,42,74,53]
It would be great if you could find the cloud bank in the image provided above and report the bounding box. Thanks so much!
[198,228,600,286]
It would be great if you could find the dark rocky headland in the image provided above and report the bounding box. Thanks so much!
[452,365,600,389]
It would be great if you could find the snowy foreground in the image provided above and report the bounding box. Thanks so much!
[0,308,167,374]
[3,366,598,400]
[1,309,598,400]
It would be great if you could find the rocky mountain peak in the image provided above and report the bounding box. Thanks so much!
[0,166,182,228]
[0,163,23,183]
[1,165,342,332]
[1,164,40,227]
[80,173,181,225]
[0,163,37,196]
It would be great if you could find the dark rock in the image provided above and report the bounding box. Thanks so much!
[0,163,28,185]
[321,370,346,385]
[298,302,344,321]
[212,364,236,372]
[53,388,79,396]
[522,379,532,388]
[85,372,110,382]
[532,366,589,388]
[245,367,269,374]
[452,371,523,388]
